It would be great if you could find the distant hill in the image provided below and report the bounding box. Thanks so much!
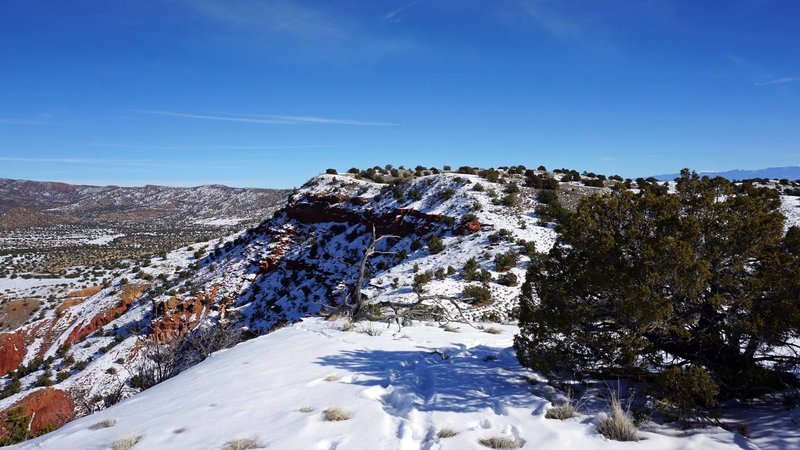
[653,166,800,181]
[0,178,290,228]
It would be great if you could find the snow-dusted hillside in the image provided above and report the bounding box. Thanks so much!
[9,318,774,450]
[1,170,556,436]
[3,169,800,447]
[0,178,288,225]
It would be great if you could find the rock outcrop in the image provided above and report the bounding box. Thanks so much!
[0,388,75,440]
[0,332,26,377]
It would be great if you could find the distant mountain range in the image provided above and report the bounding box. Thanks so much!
[653,166,800,181]
[0,178,290,228]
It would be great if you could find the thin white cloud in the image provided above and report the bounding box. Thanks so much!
[89,142,335,151]
[178,0,347,41]
[756,77,798,86]
[132,110,295,125]
[384,1,421,22]
[133,110,398,126]
[265,115,397,126]
[516,0,584,39]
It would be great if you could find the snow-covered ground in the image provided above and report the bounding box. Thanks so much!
[85,233,125,245]
[781,195,800,229]
[194,217,247,226]
[11,319,769,450]
[0,276,91,300]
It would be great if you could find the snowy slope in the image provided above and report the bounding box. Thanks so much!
[4,170,800,447]
[9,318,754,450]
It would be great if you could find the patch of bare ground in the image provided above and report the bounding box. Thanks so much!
[0,298,41,330]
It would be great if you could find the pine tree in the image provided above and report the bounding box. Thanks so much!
[515,169,800,403]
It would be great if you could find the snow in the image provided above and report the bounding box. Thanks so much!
[0,277,76,291]
[11,319,758,450]
[194,217,247,226]
[85,233,125,245]
[4,172,800,449]
[781,195,800,229]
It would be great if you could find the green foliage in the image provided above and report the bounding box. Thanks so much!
[437,188,456,202]
[582,179,605,188]
[55,343,71,358]
[0,407,57,445]
[658,365,719,420]
[480,170,500,182]
[493,250,519,272]
[73,360,88,371]
[0,407,33,445]
[526,175,559,190]
[326,168,338,174]
[461,213,479,224]
[499,192,521,207]
[560,170,581,182]
[518,240,537,258]
[463,285,492,306]
[33,369,53,387]
[497,272,518,287]
[428,235,445,254]
[478,269,493,283]
[515,169,800,404]
[461,257,480,281]
[0,375,21,399]
[413,271,433,293]
[536,190,558,205]
[535,191,570,225]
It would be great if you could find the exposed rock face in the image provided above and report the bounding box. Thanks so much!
[456,220,481,235]
[0,388,75,439]
[65,284,148,345]
[150,286,216,341]
[286,194,450,236]
[0,332,26,376]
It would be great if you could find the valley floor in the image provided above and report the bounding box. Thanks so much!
[10,319,796,449]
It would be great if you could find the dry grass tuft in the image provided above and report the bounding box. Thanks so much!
[546,400,576,420]
[597,393,639,441]
[322,407,353,421]
[437,427,458,439]
[483,326,503,335]
[323,374,341,382]
[546,391,577,420]
[298,406,315,413]
[89,419,117,430]
[112,435,141,450]
[221,438,262,450]
[358,323,382,336]
[441,323,459,333]
[340,320,354,331]
[478,435,525,448]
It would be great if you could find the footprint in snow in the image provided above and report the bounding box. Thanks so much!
[493,399,509,416]
[314,439,340,450]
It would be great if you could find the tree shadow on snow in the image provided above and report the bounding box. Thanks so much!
[316,344,545,416]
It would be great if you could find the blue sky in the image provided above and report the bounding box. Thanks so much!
[0,0,798,188]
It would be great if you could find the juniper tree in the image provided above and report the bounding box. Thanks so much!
[515,169,800,403]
